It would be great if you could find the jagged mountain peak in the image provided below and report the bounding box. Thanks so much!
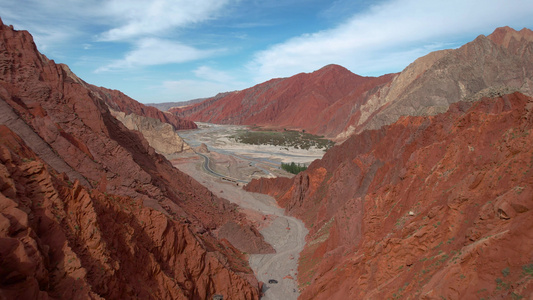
[487,26,533,47]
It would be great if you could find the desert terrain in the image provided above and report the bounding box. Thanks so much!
[172,123,326,299]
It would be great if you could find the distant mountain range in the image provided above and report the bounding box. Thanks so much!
[173,26,533,142]
[146,97,209,112]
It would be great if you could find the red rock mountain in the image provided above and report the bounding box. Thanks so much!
[94,85,197,131]
[174,27,533,142]
[172,65,396,139]
[0,19,266,299]
[246,92,533,298]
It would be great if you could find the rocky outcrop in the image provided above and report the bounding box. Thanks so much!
[354,26,533,136]
[94,86,197,156]
[0,125,259,299]
[111,109,193,157]
[175,27,533,143]
[0,19,263,298]
[246,92,533,299]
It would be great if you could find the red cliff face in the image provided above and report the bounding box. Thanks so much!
[172,65,396,139]
[0,126,258,299]
[246,92,533,299]
[0,20,264,298]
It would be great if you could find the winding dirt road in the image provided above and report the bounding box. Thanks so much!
[173,123,322,299]
[174,157,307,299]
[249,213,307,299]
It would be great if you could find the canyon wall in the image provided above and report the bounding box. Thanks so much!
[110,109,193,157]
[0,125,258,299]
[92,85,197,132]
[96,86,197,156]
[0,19,265,299]
[246,92,533,299]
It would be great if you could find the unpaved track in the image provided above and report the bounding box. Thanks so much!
[173,158,308,300]
[249,213,307,299]
[175,123,324,299]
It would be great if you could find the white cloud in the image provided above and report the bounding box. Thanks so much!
[98,0,231,41]
[193,66,237,83]
[161,79,235,101]
[249,0,533,82]
[1,0,234,71]
[157,66,246,101]
[92,0,235,71]
[96,38,220,72]
[0,0,97,52]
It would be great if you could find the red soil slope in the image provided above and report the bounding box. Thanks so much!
[172,65,395,138]
[0,19,266,299]
[246,92,533,299]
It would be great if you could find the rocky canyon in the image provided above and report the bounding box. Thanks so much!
[1,14,533,300]
[246,92,533,299]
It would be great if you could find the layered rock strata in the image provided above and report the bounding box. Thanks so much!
[110,110,193,157]
[0,125,259,299]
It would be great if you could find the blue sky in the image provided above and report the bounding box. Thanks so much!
[2,0,533,103]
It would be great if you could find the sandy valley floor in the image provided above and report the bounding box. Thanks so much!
[171,123,327,299]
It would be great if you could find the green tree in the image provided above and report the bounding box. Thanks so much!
[281,162,307,174]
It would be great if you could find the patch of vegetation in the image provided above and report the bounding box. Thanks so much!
[281,162,308,174]
[495,277,510,291]
[502,267,510,278]
[522,264,533,276]
[231,128,334,150]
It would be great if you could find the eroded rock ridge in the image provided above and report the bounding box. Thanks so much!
[0,19,263,299]
[246,92,533,298]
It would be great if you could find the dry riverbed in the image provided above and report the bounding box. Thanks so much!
[171,123,326,299]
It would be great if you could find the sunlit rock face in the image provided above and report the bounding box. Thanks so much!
[172,64,396,141]
[111,109,193,157]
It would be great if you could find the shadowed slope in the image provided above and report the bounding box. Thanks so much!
[0,19,265,299]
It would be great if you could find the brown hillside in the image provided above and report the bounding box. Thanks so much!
[172,65,395,139]
[246,92,533,299]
